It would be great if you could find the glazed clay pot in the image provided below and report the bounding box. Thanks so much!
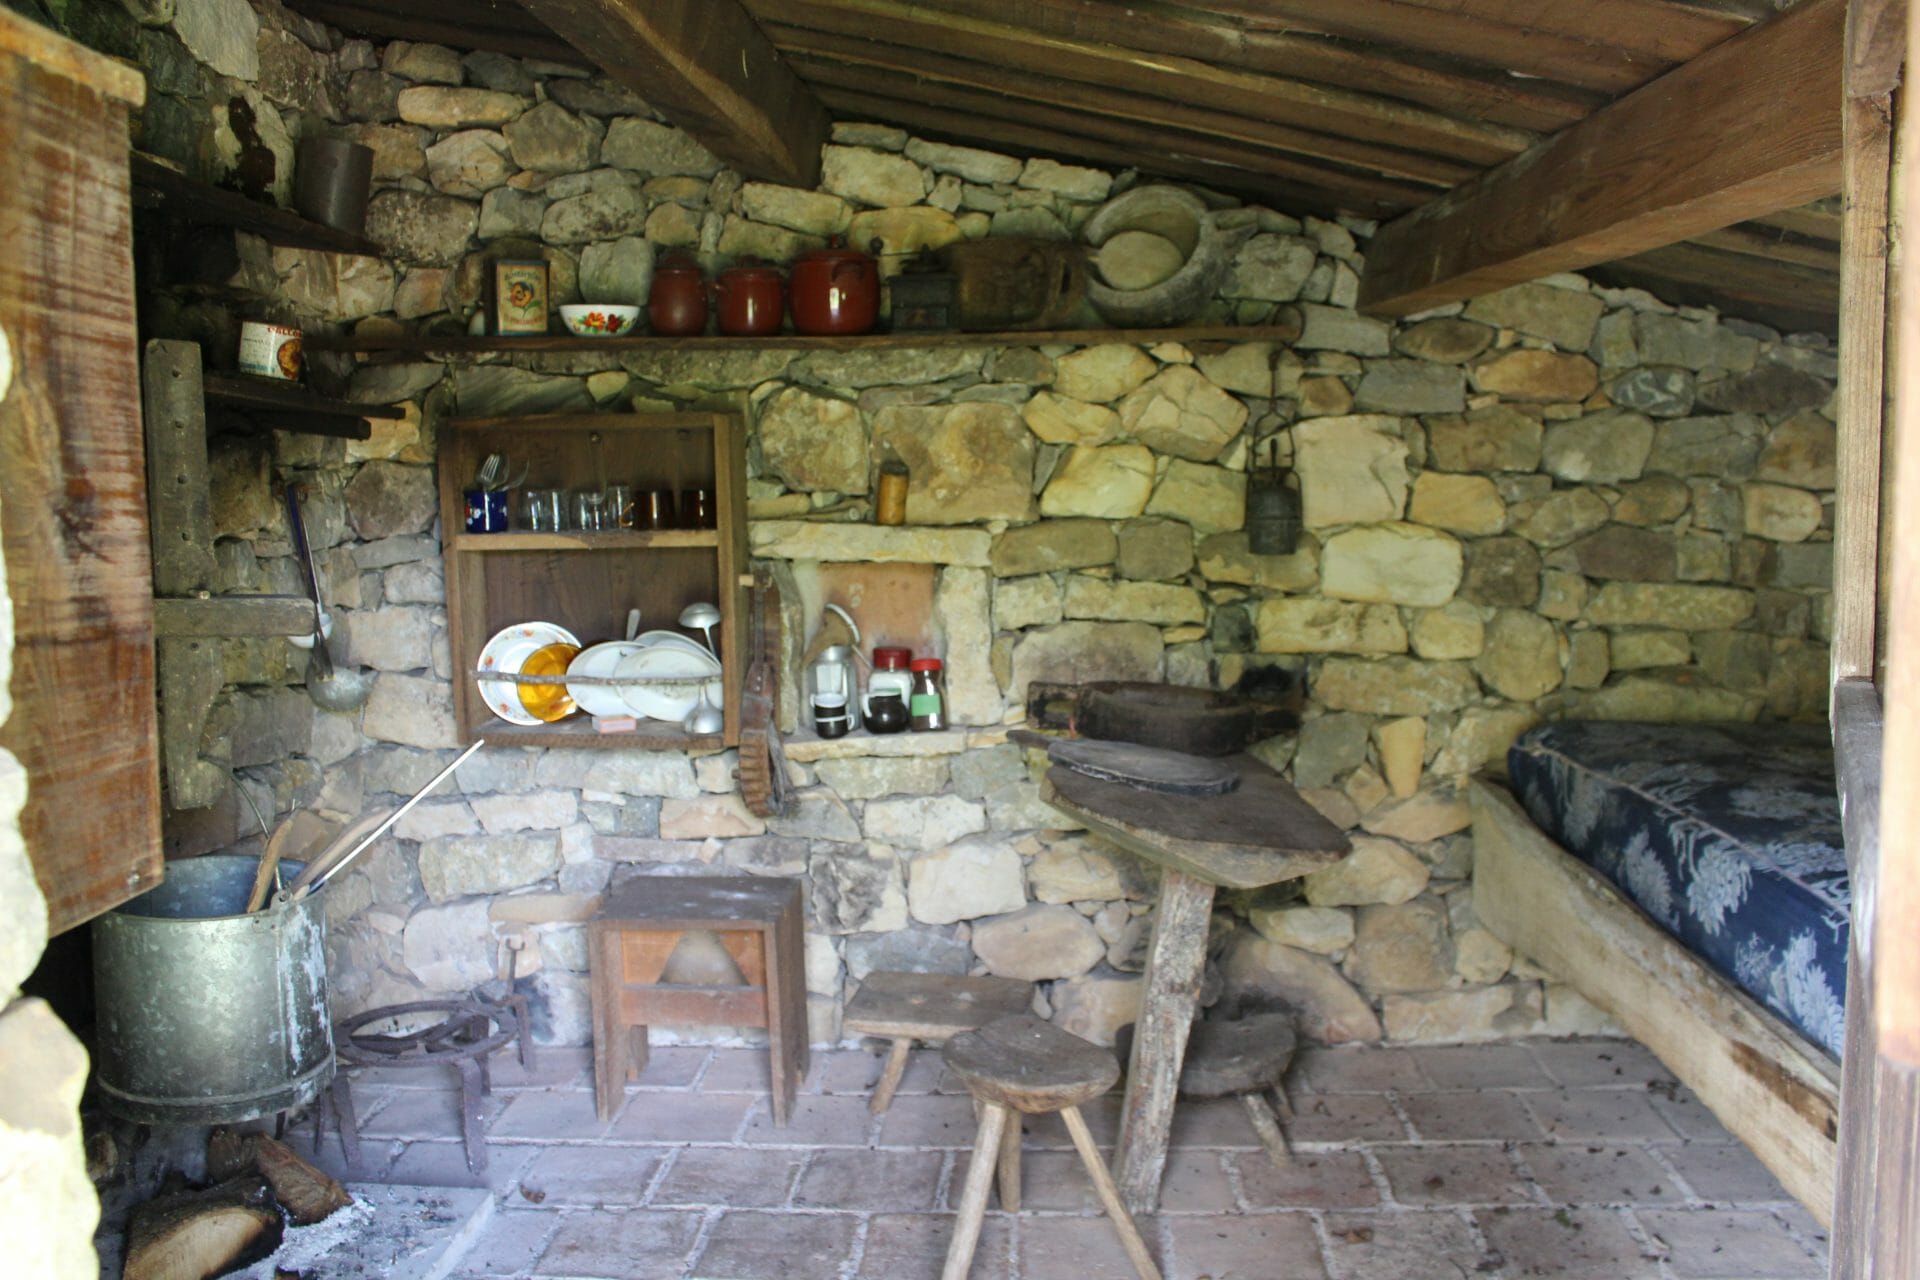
[789,237,879,335]
[713,261,785,336]
[648,254,708,335]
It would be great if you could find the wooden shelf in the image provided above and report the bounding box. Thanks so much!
[131,152,383,256]
[475,716,724,752]
[203,373,403,441]
[307,320,1305,356]
[441,411,749,751]
[450,529,720,553]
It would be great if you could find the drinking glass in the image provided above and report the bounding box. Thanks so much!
[522,488,567,531]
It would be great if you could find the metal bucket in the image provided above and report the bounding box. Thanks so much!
[92,855,333,1125]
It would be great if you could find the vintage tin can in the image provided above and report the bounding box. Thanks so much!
[237,320,303,381]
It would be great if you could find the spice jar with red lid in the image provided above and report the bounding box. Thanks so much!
[908,658,947,731]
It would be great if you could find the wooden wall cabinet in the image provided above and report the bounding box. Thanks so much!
[438,412,749,749]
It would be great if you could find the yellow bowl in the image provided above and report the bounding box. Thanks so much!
[518,642,580,721]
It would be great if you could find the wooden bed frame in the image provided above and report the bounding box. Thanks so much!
[1470,779,1840,1226]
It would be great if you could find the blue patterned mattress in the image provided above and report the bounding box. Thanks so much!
[1507,722,1849,1059]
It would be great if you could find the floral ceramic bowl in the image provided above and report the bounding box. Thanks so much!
[558,304,641,337]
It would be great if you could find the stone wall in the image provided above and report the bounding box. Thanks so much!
[93,1,1838,1051]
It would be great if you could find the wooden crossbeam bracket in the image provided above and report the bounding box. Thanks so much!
[514,0,830,189]
[1357,0,1846,317]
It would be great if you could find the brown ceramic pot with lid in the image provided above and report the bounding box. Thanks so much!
[789,236,880,335]
[713,260,786,336]
[648,253,708,335]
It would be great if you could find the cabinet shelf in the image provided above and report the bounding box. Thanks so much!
[475,717,725,752]
[307,320,1304,357]
[440,411,748,751]
[450,529,720,553]
[131,152,383,257]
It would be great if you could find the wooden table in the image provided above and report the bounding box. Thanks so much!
[1041,753,1349,1213]
[588,876,807,1124]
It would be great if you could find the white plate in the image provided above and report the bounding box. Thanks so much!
[566,641,647,718]
[615,644,724,722]
[632,629,715,657]
[476,621,581,726]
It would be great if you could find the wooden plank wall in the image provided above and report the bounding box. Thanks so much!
[0,17,161,933]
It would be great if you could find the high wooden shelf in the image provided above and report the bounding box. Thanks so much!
[439,411,750,751]
[203,373,402,441]
[307,320,1305,356]
[130,152,383,257]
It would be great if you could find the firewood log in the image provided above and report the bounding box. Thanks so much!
[254,1135,352,1225]
[124,1177,282,1280]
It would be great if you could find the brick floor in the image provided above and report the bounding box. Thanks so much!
[307,1036,1833,1280]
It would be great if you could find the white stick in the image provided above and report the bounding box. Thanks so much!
[284,739,486,901]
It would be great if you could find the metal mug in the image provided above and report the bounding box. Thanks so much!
[464,489,508,533]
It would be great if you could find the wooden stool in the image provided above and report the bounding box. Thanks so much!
[588,876,807,1124]
[941,1015,1161,1280]
[1179,1013,1297,1168]
[840,971,1034,1114]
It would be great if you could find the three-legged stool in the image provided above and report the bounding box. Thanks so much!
[940,1015,1161,1280]
[840,971,1033,1114]
[1178,1012,1298,1168]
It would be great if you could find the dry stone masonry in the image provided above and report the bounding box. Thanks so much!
[108,2,1839,1054]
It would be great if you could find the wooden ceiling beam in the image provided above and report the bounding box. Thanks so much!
[744,0,1534,164]
[885,0,1598,132]
[794,57,1442,211]
[811,86,1385,218]
[1688,225,1844,274]
[293,1,587,64]
[1604,243,1840,324]
[1200,0,1670,93]
[773,29,1474,187]
[1375,0,1751,62]
[511,0,830,188]
[1356,0,1844,317]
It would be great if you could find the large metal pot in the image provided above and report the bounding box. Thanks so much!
[92,854,332,1126]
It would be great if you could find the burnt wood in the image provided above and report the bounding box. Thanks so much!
[514,0,830,189]
[1357,0,1845,317]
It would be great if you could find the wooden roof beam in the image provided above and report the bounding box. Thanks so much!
[1356,0,1844,318]
[512,0,829,188]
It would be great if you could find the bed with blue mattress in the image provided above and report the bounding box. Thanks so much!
[1506,721,1849,1058]
[1469,721,1847,1224]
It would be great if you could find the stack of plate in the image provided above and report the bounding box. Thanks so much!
[477,622,583,725]
[477,622,723,726]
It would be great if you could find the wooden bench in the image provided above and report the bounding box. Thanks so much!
[840,970,1033,1114]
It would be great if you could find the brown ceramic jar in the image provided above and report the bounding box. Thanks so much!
[647,253,708,335]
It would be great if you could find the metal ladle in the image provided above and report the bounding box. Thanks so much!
[678,601,722,656]
[287,485,373,712]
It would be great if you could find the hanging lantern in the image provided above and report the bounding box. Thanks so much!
[1246,433,1301,556]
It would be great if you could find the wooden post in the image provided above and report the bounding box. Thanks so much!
[1113,867,1216,1213]
[1875,0,1920,1069]
[1834,94,1894,688]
